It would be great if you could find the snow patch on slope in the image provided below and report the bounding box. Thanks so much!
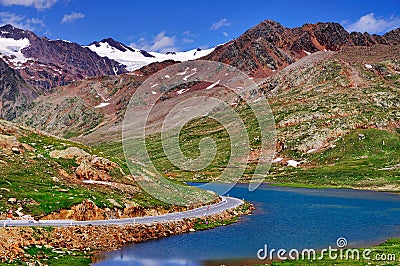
[205,80,220,90]
[0,37,30,63]
[94,102,110,108]
[149,48,215,62]
[287,160,300,167]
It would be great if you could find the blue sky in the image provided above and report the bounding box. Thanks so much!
[0,0,399,52]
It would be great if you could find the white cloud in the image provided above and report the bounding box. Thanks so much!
[222,31,229,37]
[210,18,231,30]
[0,11,45,30]
[0,0,57,9]
[182,30,196,44]
[346,13,400,34]
[61,12,84,24]
[27,17,45,27]
[0,11,24,26]
[152,31,175,51]
[130,31,177,53]
[182,30,195,37]
[182,38,194,44]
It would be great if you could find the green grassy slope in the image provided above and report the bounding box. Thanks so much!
[266,129,399,189]
[0,120,173,218]
[95,48,399,191]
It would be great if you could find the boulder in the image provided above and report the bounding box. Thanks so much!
[0,134,24,155]
[7,198,17,204]
[50,147,118,181]
[49,147,90,160]
[75,157,116,181]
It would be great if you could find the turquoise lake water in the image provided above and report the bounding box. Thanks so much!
[95,183,400,265]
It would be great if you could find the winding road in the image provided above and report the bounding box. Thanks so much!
[1,196,243,227]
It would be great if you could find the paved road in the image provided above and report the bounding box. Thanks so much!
[0,196,243,227]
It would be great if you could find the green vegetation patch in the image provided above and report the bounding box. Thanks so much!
[3,245,92,266]
[266,129,400,189]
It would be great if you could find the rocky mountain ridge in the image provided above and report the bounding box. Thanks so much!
[0,57,39,120]
[0,24,127,91]
[203,20,400,77]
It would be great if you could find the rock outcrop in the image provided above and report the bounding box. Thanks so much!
[50,147,118,181]
[49,147,90,159]
[0,133,32,155]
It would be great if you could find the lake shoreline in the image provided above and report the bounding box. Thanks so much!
[188,181,400,193]
[0,202,253,264]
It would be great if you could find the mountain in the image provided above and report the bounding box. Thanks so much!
[0,24,127,91]
[3,20,400,157]
[13,59,178,139]
[14,20,400,143]
[0,24,215,95]
[202,20,400,78]
[2,18,400,192]
[0,57,39,120]
[0,24,215,129]
[2,20,399,125]
[86,37,215,71]
[95,44,397,189]
[16,45,400,147]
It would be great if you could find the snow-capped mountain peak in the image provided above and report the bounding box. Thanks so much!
[86,38,215,71]
[90,38,136,53]
[0,24,126,90]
